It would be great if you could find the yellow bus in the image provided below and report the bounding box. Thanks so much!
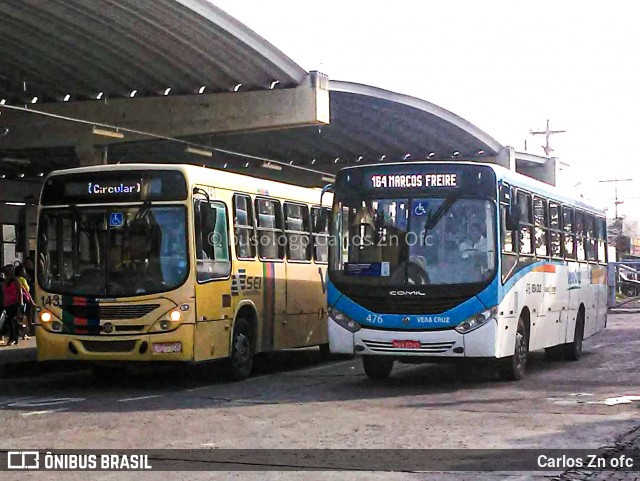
[35,164,331,380]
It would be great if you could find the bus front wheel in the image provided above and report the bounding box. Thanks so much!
[362,355,394,379]
[500,318,528,381]
[227,318,254,381]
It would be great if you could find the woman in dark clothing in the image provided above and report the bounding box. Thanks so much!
[0,271,6,344]
[2,265,24,345]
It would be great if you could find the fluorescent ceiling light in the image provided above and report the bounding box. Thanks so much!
[261,162,282,171]
[185,146,212,157]
[321,175,334,183]
[0,157,30,165]
[92,126,124,139]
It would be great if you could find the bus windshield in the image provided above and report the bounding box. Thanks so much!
[331,196,496,286]
[38,206,189,297]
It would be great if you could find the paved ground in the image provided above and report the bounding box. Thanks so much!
[1,314,639,480]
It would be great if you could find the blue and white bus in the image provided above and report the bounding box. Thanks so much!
[327,161,607,380]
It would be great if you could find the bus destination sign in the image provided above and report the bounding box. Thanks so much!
[370,173,458,189]
[41,170,188,205]
[87,181,141,196]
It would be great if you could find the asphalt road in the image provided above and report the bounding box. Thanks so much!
[1,314,639,481]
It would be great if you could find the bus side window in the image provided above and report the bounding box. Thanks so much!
[575,211,587,261]
[533,196,549,257]
[233,194,256,259]
[284,202,311,262]
[562,206,576,259]
[549,202,562,258]
[194,200,231,282]
[517,191,533,255]
[255,198,284,261]
[585,214,597,261]
[597,217,607,264]
[311,207,330,263]
[499,183,515,253]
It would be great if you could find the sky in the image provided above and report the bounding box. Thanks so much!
[213,1,640,218]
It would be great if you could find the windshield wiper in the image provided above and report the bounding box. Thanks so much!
[424,194,459,231]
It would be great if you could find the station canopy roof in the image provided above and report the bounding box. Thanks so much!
[0,0,504,187]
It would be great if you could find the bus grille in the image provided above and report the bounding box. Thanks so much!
[362,340,455,354]
[61,304,160,320]
[347,295,469,314]
[81,340,136,353]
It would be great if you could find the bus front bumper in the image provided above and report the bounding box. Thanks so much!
[35,324,195,362]
[329,316,499,358]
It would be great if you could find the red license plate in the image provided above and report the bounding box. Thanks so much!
[392,340,421,349]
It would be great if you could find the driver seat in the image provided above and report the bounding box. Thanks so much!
[409,255,427,272]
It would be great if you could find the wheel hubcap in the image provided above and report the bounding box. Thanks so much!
[234,333,251,367]
[515,331,527,368]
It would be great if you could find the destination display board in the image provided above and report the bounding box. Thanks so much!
[41,170,188,205]
[334,163,496,199]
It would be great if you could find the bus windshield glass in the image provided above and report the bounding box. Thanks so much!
[331,196,496,286]
[38,206,188,297]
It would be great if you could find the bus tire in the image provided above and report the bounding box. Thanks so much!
[319,343,331,357]
[362,355,394,380]
[227,317,254,381]
[500,317,527,381]
[564,311,584,361]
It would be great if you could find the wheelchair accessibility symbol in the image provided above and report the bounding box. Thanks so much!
[109,212,124,227]
[414,203,428,216]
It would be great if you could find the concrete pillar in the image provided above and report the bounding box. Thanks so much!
[75,145,108,167]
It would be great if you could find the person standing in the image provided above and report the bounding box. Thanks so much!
[0,271,6,345]
[2,265,24,346]
[15,265,33,340]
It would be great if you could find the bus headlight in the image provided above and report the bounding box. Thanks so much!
[329,307,361,332]
[150,307,189,333]
[455,307,498,334]
[40,311,52,323]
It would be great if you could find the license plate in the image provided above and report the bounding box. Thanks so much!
[152,342,182,353]
[392,340,421,349]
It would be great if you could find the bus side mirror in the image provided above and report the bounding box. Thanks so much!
[506,204,521,231]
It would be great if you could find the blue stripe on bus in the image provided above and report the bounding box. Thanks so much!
[328,259,566,330]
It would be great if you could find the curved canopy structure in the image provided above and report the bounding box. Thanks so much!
[0,0,510,190]
[0,0,307,101]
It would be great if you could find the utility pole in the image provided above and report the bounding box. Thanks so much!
[598,178,633,219]
[530,119,566,156]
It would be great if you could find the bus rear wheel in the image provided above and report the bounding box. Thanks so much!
[564,312,584,361]
[362,355,394,379]
[500,317,527,381]
[227,318,254,381]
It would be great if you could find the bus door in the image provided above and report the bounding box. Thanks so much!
[254,198,288,350]
[283,203,318,347]
[193,198,234,361]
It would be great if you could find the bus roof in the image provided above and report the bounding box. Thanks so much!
[45,163,330,206]
[337,160,605,216]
